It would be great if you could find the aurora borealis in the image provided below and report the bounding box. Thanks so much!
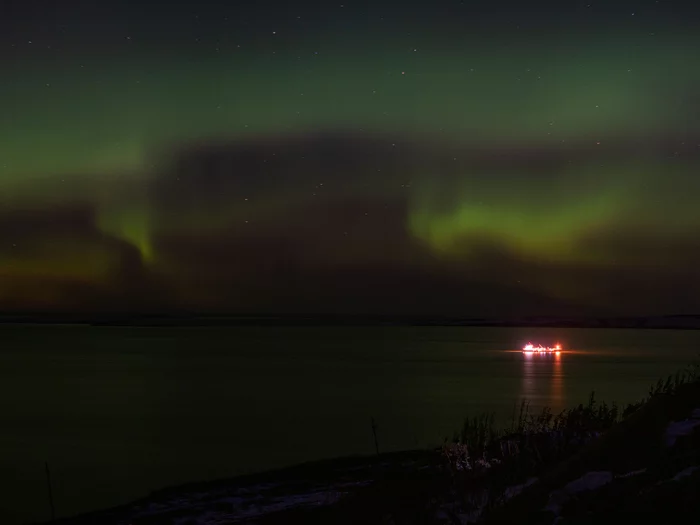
[2,0,699,316]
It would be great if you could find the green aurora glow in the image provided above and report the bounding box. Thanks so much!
[1,3,699,315]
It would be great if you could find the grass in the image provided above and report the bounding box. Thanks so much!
[439,363,700,523]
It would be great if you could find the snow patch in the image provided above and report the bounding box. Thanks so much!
[436,491,489,525]
[672,466,699,481]
[124,479,372,524]
[657,466,699,485]
[502,477,538,501]
[664,407,700,448]
[229,490,348,519]
[616,468,647,479]
[544,471,613,515]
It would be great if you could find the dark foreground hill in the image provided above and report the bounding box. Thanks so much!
[41,370,700,525]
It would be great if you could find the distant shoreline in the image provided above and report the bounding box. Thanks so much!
[2,314,700,330]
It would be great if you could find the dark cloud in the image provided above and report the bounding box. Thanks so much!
[2,131,699,316]
[0,205,164,312]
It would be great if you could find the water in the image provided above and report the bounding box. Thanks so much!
[1,325,698,523]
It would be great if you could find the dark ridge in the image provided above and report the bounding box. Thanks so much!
[1,312,700,329]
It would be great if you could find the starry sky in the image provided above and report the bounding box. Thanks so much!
[1,0,699,316]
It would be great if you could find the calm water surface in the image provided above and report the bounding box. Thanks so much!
[1,325,699,523]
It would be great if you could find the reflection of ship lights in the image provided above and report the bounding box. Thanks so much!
[521,339,566,411]
[522,342,563,354]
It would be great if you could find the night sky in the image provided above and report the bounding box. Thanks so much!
[1,0,699,316]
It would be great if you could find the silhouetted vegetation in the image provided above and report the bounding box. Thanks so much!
[438,363,700,523]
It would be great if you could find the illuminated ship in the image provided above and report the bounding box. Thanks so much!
[522,342,562,354]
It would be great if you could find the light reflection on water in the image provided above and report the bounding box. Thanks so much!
[521,351,565,410]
